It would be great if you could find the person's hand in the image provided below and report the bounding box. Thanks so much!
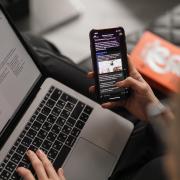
[88,55,160,121]
[16,150,66,180]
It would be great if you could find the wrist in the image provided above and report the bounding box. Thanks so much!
[146,101,174,124]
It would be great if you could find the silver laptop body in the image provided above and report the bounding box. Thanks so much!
[0,6,134,180]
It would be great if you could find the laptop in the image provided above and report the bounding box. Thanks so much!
[0,5,133,180]
[17,0,81,34]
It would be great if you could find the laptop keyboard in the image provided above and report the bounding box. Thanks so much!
[0,86,93,180]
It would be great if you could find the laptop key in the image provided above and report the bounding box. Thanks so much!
[21,136,32,147]
[52,107,62,117]
[41,106,51,116]
[46,99,56,108]
[29,145,38,152]
[60,110,70,119]
[3,155,10,164]
[65,135,76,147]
[49,86,55,93]
[11,146,16,152]
[56,117,66,126]
[56,100,65,109]
[71,101,85,119]
[0,170,11,179]
[41,100,46,106]
[67,117,76,127]
[34,110,39,116]
[5,161,16,172]
[47,114,57,124]
[27,128,37,139]
[48,148,58,159]
[11,172,20,180]
[52,140,63,151]
[14,138,21,147]
[19,130,26,139]
[22,155,30,164]
[62,125,72,135]
[37,113,46,124]
[50,89,62,101]
[11,153,22,164]
[0,163,5,169]
[32,121,42,131]
[47,132,57,142]
[37,129,48,139]
[42,122,52,132]
[75,120,85,130]
[51,124,62,134]
[32,137,43,148]
[41,140,52,150]
[79,113,89,122]
[53,145,71,169]
[44,94,49,101]
[24,123,31,131]
[16,145,27,155]
[30,115,36,123]
[61,93,77,104]
[57,133,67,143]
[18,161,29,169]
[71,127,80,137]
[65,102,75,111]
[84,105,93,115]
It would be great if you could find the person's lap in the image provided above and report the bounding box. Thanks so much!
[24,34,166,180]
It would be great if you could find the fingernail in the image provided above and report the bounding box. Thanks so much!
[60,168,64,176]
[37,149,44,155]
[101,103,109,108]
[26,150,31,155]
[16,167,20,172]
[115,82,122,86]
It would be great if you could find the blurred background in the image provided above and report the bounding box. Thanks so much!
[3,0,180,64]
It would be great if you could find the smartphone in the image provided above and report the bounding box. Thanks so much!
[89,27,130,103]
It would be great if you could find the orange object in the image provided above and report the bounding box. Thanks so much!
[131,31,180,94]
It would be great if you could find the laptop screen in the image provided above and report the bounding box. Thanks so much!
[0,10,41,134]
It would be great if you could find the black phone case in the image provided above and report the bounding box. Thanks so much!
[89,27,130,103]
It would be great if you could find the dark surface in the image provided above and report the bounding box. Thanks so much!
[80,4,180,72]
[0,0,29,20]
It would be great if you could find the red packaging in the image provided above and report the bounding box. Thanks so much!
[131,31,180,94]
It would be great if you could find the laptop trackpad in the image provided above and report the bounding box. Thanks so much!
[63,138,116,180]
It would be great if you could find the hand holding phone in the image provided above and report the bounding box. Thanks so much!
[89,27,130,103]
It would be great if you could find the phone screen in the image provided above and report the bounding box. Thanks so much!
[90,27,129,102]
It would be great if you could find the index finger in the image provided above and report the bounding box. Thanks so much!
[27,150,48,180]
[36,149,58,179]
[127,55,138,73]
[16,167,35,180]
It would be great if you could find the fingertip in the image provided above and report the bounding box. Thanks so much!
[87,72,94,79]
[89,86,95,93]
[58,168,64,176]
[16,167,22,173]
[101,102,111,108]
[16,167,26,175]
[26,150,33,156]
[36,149,45,157]
[115,81,123,87]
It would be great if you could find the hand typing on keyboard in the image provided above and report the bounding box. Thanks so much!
[16,150,66,180]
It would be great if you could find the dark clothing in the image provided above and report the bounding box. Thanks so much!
[23,34,168,180]
[133,157,168,180]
